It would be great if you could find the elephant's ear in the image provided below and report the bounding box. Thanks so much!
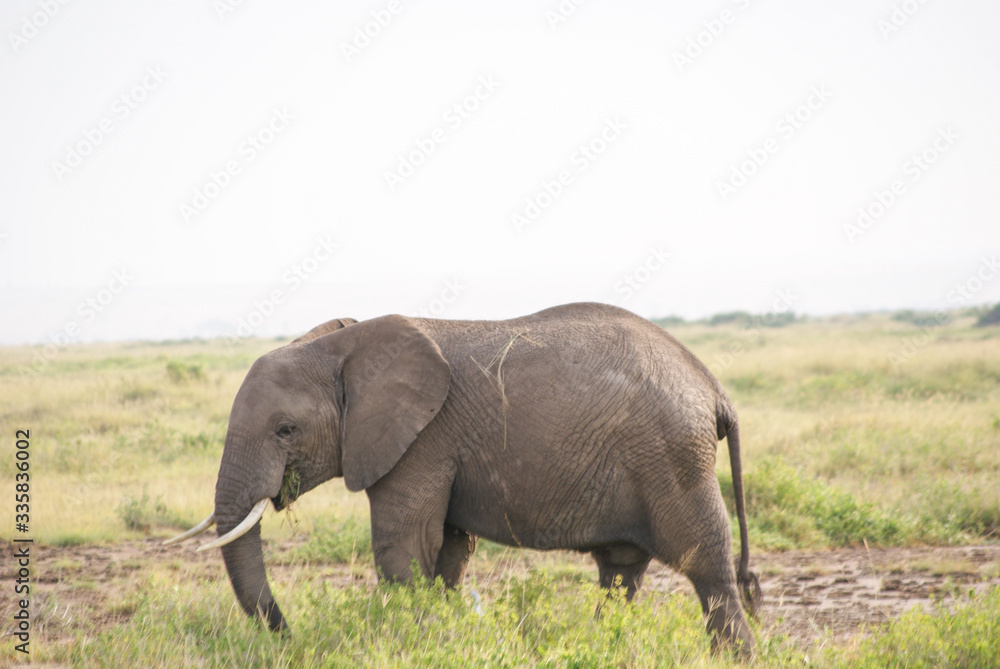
[315,315,450,492]
[293,318,358,344]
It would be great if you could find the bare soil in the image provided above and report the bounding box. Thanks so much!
[3,540,998,655]
[643,544,1000,643]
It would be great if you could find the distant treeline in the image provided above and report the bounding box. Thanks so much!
[653,302,1000,329]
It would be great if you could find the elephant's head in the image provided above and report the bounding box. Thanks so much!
[164,315,451,630]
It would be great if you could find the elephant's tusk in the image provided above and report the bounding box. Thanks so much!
[162,512,215,545]
[196,498,270,552]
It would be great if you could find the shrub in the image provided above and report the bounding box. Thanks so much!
[721,459,905,549]
[707,311,751,326]
[117,492,184,532]
[166,360,204,383]
[835,586,1000,668]
[975,302,1000,327]
[284,515,373,564]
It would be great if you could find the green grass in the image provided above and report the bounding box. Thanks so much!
[57,565,1000,668]
[831,585,1000,668]
[67,569,791,668]
[2,312,999,666]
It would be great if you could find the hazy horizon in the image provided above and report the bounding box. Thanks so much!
[3,1,998,347]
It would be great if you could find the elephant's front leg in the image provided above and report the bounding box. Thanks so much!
[364,453,456,584]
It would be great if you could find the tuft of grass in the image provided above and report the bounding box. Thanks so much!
[166,359,205,383]
[66,568,805,668]
[282,515,372,565]
[722,459,905,550]
[116,491,186,532]
[832,586,1000,668]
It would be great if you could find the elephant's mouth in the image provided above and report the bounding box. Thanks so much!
[272,466,302,512]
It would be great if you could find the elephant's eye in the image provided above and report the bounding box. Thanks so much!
[276,425,296,439]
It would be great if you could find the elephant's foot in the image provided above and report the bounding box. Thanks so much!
[693,581,756,660]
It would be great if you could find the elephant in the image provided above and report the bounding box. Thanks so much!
[165,302,760,655]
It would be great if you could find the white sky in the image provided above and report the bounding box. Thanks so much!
[2,0,999,344]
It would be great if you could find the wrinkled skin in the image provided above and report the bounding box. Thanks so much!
[210,303,760,656]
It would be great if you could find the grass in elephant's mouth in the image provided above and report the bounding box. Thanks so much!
[277,468,302,509]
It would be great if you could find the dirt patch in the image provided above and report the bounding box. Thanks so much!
[3,540,998,653]
[644,544,1000,643]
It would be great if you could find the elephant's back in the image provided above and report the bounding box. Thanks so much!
[417,303,725,550]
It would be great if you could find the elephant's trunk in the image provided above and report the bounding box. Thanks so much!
[218,521,286,631]
[213,442,287,632]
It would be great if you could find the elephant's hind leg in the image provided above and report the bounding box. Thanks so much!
[648,474,755,657]
[434,525,477,587]
[591,544,652,600]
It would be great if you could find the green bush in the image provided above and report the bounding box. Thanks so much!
[975,302,1000,327]
[721,459,905,550]
[166,360,205,383]
[834,586,1000,668]
[117,491,185,532]
[707,311,751,326]
[285,515,373,564]
[72,569,803,668]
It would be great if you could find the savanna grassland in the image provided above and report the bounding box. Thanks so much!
[2,312,999,667]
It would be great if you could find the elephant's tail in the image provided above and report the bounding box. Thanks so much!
[718,406,762,619]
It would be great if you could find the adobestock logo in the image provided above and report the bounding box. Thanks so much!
[8,0,72,53]
[614,246,670,301]
[877,0,931,40]
[545,0,587,30]
[29,267,134,374]
[672,0,754,73]
[716,85,832,202]
[383,76,500,192]
[341,0,406,62]
[52,66,168,182]
[844,126,958,244]
[179,107,294,224]
[512,117,627,233]
[414,279,466,319]
[226,236,338,344]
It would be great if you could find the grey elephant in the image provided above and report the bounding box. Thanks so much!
[166,303,760,655]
